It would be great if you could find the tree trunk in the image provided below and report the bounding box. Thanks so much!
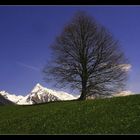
[79,56,88,100]
[79,92,86,100]
[79,80,87,100]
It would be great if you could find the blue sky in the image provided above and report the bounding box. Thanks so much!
[0,5,140,95]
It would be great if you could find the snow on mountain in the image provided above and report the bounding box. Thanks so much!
[26,83,77,104]
[33,83,76,100]
[113,90,134,97]
[0,94,14,105]
[17,95,32,105]
[0,83,78,105]
[86,90,134,100]
[0,91,25,104]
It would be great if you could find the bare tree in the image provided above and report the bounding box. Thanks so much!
[43,11,128,100]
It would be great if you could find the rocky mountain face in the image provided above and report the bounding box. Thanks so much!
[25,83,61,104]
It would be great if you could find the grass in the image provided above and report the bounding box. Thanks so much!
[0,94,140,134]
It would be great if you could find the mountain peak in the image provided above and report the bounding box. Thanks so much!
[31,83,45,93]
[36,83,43,88]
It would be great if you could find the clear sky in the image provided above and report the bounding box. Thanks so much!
[0,5,140,96]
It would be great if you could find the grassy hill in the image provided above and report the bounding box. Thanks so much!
[0,94,140,134]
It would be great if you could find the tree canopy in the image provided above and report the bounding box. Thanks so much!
[43,11,129,100]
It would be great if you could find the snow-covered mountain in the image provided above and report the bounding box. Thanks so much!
[0,83,78,105]
[86,90,134,99]
[0,94,14,105]
[113,90,134,97]
[0,91,26,104]
[26,83,76,104]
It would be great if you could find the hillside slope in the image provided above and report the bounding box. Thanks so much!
[0,94,140,134]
